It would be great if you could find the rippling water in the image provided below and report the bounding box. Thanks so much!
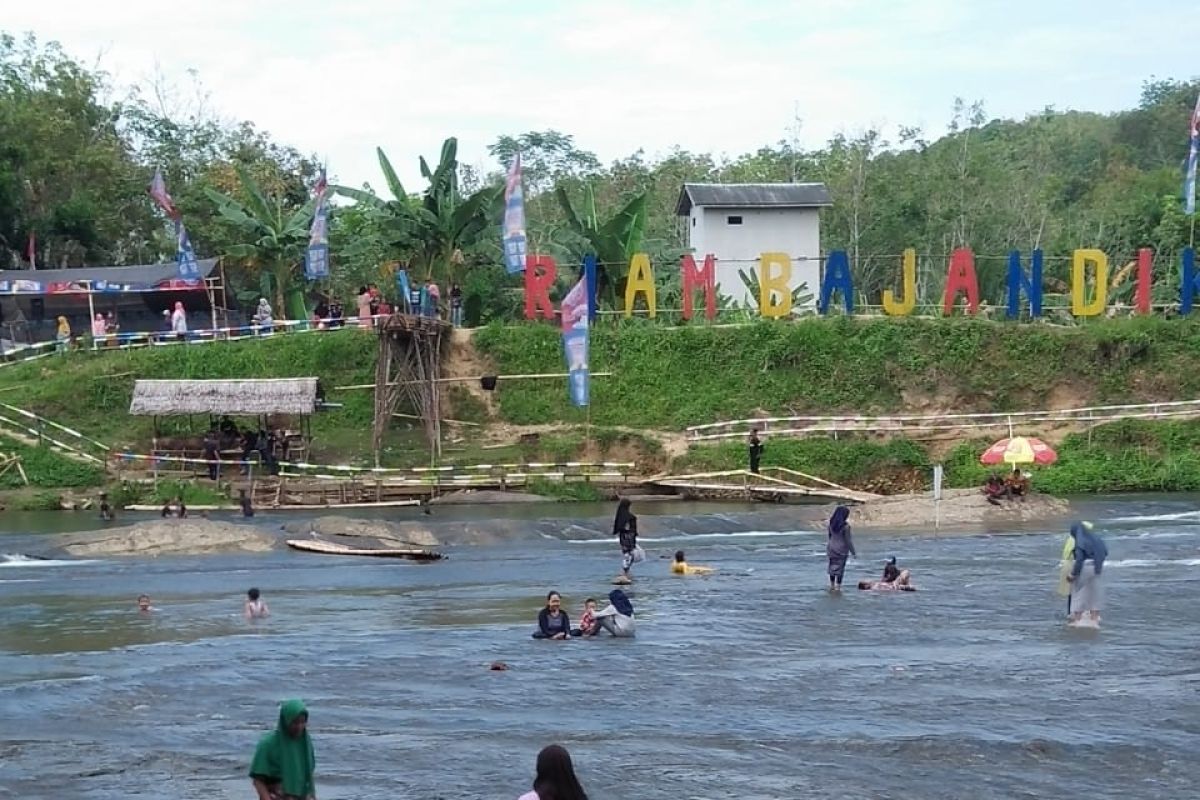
[1,497,1198,799]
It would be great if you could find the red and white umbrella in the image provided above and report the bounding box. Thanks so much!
[980,436,1057,466]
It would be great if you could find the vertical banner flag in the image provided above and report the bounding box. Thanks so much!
[305,168,330,280]
[561,275,590,407]
[175,220,200,280]
[148,167,180,220]
[395,268,412,313]
[1186,93,1200,215]
[502,153,527,274]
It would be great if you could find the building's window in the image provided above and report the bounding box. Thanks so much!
[727,215,743,225]
[692,216,696,227]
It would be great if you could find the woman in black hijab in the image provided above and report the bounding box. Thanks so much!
[518,743,588,800]
[612,498,639,580]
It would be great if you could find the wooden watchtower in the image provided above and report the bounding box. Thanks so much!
[372,313,450,464]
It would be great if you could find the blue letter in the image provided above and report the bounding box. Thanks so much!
[584,254,598,322]
[1006,249,1043,319]
[819,250,854,315]
[1182,247,1199,315]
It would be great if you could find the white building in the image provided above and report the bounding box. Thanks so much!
[675,183,831,311]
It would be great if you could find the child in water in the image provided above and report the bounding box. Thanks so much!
[244,588,269,620]
[671,550,714,575]
[575,598,599,637]
[137,594,153,613]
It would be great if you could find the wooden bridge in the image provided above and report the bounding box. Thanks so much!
[642,466,879,504]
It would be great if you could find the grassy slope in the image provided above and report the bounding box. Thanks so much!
[472,316,1197,426]
[5,318,1200,494]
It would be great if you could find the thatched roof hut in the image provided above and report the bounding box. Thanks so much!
[129,378,319,416]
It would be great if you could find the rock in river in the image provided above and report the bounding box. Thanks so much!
[61,520,275,557]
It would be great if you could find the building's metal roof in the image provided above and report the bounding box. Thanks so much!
[676,183,832,215]
[130,378,319,416]
[0,259,218,292]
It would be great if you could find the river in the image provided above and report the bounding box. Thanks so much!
[1,496,1197,799]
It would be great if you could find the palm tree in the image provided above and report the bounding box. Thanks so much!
[335,137,500,286]
[205,166,314,319]
[555,185,647,308]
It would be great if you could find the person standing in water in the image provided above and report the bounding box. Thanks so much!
[613,498,640,581]
[250,699,316,800]
[98,492,114,522]
[245,588,270,620]
[826,505,856,591]
[239,488,255,518]
[518,743,589,800]
[748,429,764,474]
[1066,521,1107,625]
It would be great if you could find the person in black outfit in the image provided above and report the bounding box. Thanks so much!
[202,430,220,481]
[239,488,254,518]
[748,428,764,474]
[98,492,114,522]
[613,498,639,580]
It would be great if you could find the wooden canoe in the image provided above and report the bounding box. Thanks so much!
[285,538,443,561]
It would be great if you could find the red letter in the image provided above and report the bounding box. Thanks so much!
[1135,248,1152,315]
[681,254,717,321]
[524,254,557,320]
[942,248,979,315]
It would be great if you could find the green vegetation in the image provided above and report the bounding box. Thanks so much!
[0,435,103,488]
[473,316,1200,427]
[524,479,605,502]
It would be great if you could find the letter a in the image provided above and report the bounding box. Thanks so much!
[759,253,792,318]
[1070,248,1108,317]
[942,248,979,315]
[882,248,916,316]
[819,250,854,315]
[624,253,657,318]
[524,254,556,320]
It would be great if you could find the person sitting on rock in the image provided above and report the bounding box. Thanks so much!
[982,473,1005,505]
[1005,468,1030,500]
[160,497,187,518]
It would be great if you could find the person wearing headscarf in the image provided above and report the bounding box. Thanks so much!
[170,302,188,336]
[518,743,589,800]
[250,698,315,800]
[253,298,274,334]
[826,505,856,591]
[612,498,640,580]
[356,286,372,328]
[55,316,71,352]
[1067,521,1107,625]
[591,589,636,637]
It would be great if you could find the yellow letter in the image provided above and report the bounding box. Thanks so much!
[1071,248,1108,317]
[623,253,657,318]
[882,248,916,316]
[758,252,792,318]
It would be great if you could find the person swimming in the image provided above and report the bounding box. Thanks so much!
[532,590,570,640]
[671,550,714,575]
[858,556,915,591]
[137,594,153,613]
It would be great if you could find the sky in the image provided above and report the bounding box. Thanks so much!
[4,0,1196,190]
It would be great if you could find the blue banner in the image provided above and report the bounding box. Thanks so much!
[306,170,330,280]
[560,276,590,407]
[395,269,412,313]
[175,221,200,280]
[1186,94,1200,215]
[305,243,329,280]
[502,153,527,274]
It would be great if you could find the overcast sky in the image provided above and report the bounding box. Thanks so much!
[5,0,1196,189]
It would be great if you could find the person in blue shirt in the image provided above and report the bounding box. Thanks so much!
[1067,521,1108,625]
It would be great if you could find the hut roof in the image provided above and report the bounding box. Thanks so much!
[129,378,319,416]
[675,182,832,215]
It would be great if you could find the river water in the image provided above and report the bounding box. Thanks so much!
[1,497,1197,799]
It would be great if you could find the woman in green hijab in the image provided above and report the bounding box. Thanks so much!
[249,699,316,800]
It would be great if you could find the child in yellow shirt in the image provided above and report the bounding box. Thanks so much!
[671,549,714,575]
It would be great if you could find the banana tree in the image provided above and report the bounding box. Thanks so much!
[205,166,314,320]
[334,137,500,286]
[555,185,647,308]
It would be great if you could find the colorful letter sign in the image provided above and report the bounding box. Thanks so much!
[681,254,717,321]
[942,248,979,316]
[624,254,657,318]
[1071,248,1108,317]
[523,254,557,321]
[759,253,792,318]
[882,249,916,316]
[818,250,854,315]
